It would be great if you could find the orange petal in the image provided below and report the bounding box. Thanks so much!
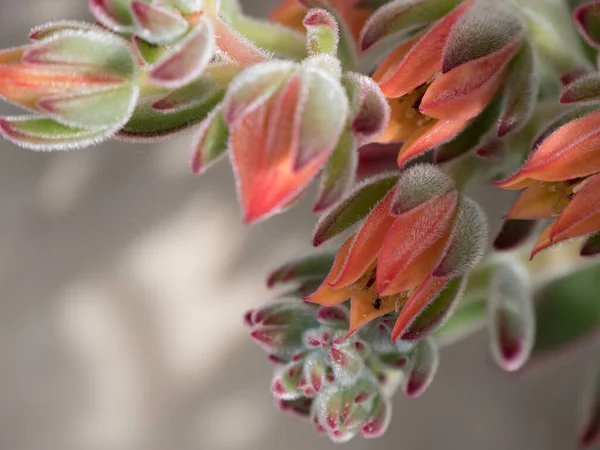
[375,1,472,98]
[230,75,327,223]
[493,171,537,191]
[329,190,396,288]
[505,181,570,220]
[391,276,448,342]
[347,291,403,336]
[513,109,600,183]
[550,174,600,244]
[304,237,354,306]
[372,37,419,91]
[420,40,520,120]
[397,118,469,168]
[376,93,425,144]
[530,222,554,259]
[269,0,307,33]
[376,191,458,296]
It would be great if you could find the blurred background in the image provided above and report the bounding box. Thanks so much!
[0,1,596,449]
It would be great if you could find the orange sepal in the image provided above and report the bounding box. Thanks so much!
[397,118,469,168]
[391,276,448,342]
[329,191,396,288]
[510,109,600,183]
[505,181,570,220]
[304,237,354,306]
[375,1,472,98]
[550,174,600,244]
[230,75,327,223]
[420,41,520,120]
[376,191,457,296]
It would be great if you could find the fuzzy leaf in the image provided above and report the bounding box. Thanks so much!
[131,1,189,45]
[28,21,97,40]
[189,107,229,174]
[89,0,135,31]
[312,173,398,246]
[148,18,215,89]
[497,41,538,137]
[404,338,439,397]
[152,76,219,112]
[574,0,600,48]
[223,60,295,125]
[434,197,488,278]
[488,263,534,372]
[560,72,600,104]
[267,253,335,288]
[132,36,168,65]
[359,0,463,51]
[164,0,202,14]
[401,276,465,341]
[0,116,111,151]
[314,129,357,213]
[304,8,340,56]
[442,0,524,73]
[493,219,537,251]
[316,305,350,327]
[343,72,390,145]
[391,164,455,215]
[361,395,391,439]
[118,88,224,141]
[271,360,305,400]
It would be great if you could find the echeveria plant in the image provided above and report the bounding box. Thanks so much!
[2,0,600,445]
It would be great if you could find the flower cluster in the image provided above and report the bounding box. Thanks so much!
[2,0,600,446]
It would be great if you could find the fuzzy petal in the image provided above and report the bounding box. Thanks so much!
[505,181,571,220]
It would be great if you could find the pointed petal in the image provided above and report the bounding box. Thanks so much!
[514,109,600,183]
[550,174,600,244]
[493,219,538,251]
[397,118,469,168]
[305,237,354,306]
[505,181,570,220]
[375,1,472,98]
[392,276,448,342]
[148,18,215,89]
[312,173,398,246]
[433,197,487,279]
[488,262,534,372]
[359,0,463,51]
[211,12,269,66]
[313,129,358,213]
[377,192,457,295]
[391,163,455,215]
[403,338,439,397]
[401,276,465,341]
[420,40,520,120]
[189,106,229,175]
[0,115,111,151]
[574,1,600,48]
[497,41,538,137]
[560,72,600,104]
[131,1,188,45]
[329,190,396,288]
[294,67,349,171]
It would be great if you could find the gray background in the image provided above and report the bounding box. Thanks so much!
[0,1,594,449]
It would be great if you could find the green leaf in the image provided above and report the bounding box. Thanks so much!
[312,173,398,246]
[561,73,600,104]
[118,88,224,141]
[267,253,336,288]
[0,115,111,151]
[532,262,600,357]
[190,107,229,174]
